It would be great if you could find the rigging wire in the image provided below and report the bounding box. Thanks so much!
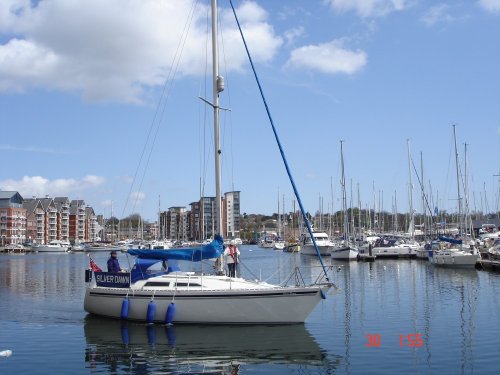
[121,0,200,218]
[229,0,330,282]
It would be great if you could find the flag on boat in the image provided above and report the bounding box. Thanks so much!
[90,257,102,272]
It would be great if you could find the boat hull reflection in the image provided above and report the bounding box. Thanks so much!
[84,315,333,373]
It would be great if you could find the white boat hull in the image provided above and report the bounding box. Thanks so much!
[300,245,331,256]
[415,248,429,259]
[37,245,69,252]
[84,285,328,324]
[273,241,285,250]
[331,246,358,260]
[371,246,417,258]
[429,250,478,267]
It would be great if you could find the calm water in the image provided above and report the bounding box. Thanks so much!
[1,246,499,374]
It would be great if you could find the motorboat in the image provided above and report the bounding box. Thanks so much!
[273,240,285,250]
[258,231,276,248]
[331,241,359,261]
[37,240,69,252]
[300,231,331,256]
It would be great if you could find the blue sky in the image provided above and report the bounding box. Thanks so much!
[1,0,499,221]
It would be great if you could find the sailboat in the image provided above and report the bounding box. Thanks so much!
[429,126,479,267]
[84,0,333,324]
[273,191,285,250]
[370,141,420,259]
[331,141,358,260]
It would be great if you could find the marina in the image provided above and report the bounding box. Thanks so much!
[1,0,499,374]
[1,247,500,374]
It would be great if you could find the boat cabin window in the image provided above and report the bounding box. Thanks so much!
[174,282,202,287]
[144,282,170,287]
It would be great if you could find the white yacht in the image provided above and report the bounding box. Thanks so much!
[300,231,332,256]
[258,231,276,248]
[416,243,433,259]
[37,240,69,252]
[83,0,334,325]
[273,240,285,250]
[84,236,333,324]
[369,237,419,258]
[429,238,479,267]
[331,241,359,260]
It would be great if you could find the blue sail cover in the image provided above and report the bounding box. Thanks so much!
[438,236,463,245]
[127,235,224,261]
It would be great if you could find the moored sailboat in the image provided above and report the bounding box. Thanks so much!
[84,0,334,324]
[429,126,479,267]
[331,141,358,261]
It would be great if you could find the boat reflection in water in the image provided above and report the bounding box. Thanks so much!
[84,315,335,374]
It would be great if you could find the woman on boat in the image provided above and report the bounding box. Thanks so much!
[224,241,240,277]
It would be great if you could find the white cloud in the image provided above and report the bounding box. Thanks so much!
[0,0,282,103]
[284,26,305,45]
[421,4,455,26]
[324,0,411,18]
[286,39,367,75]
[478,0,500,13]
[0,175,105,198]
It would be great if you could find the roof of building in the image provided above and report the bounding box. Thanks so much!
[0,191,24,201]
[69,200,85,214]
[22,199,42,214]
[54,197,70,204]
[38,197,55,211]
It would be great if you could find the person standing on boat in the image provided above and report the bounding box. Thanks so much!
[107,250,121,273]
[224,241,240,277]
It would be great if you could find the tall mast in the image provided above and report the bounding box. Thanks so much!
[407,139,414,239]
[340,140,348,242]
[453,125,462,235]
[420,151,425,237]
[211,0,223,238]
[357,183,361,239]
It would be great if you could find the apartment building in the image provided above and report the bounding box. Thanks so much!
[85,206,99,242]
[200,197,216,240]
[23,198,45,244]
[54,197,70,242]
[38,197,58,244]
[224,191,240,239]
[165,207,189,241]
[69,200,86,242]
[189,201,201,241]
[0,191,27,245]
